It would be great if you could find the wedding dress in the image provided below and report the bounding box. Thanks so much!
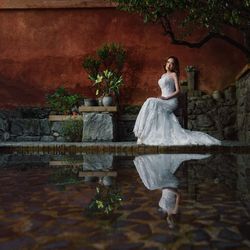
[134,154,210,213]
[133,74,221,145]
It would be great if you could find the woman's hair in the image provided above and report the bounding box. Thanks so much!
[164,56,180,77]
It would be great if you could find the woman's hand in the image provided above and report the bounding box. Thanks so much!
[159,96,168,100]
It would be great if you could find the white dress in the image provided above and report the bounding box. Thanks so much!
[134,154,210,213]
[133,74,221,145]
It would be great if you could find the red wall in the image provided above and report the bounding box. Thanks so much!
[0,8,246,108]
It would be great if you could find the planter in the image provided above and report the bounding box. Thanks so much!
[84,98,98,106]
[102,96,113,106]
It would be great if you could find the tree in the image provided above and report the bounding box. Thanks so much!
[111,0,250,59]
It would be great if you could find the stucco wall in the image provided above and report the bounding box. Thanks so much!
[0,6,247,108]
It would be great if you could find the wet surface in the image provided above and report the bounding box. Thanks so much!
[0,153,250,249]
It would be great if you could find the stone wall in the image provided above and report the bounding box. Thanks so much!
[187,86,237,140]
[0,108,117,142]
[236,71,250,143]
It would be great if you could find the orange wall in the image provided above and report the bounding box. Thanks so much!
[0,8,247,108]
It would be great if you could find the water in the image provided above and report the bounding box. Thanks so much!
[0,153,250,249]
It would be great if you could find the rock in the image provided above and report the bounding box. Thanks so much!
[10,119,41,136]
[40,119,51,135]
[0,118,8,131]
[223,126,237,140]
[218,228,243,241]
[197,114,214,128]
[188,229,211,241]
[51,122,64,134]
[82,113,116,141]
[53,132,59,137]
[16,136,40,141]
[41,135,54,142]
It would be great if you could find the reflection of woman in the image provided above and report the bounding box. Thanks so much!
[159,188,180,228]
[133,56,221,146]
[134,154,209,228]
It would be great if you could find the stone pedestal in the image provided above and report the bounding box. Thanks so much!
[82,113,116,141]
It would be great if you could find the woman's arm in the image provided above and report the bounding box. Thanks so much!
[160,73,180,100]
[172,192,180,214]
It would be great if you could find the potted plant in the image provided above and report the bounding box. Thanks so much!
[90,69,123,106]
[82,43,126,106]
[185,65,197,91]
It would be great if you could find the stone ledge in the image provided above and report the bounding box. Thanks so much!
[79,106,117,113]
[0,141,249,154]
[0,0,117,9]
[48,115,82,121]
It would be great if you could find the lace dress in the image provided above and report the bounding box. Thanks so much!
[134,154,210,213]
[133,74,221,145]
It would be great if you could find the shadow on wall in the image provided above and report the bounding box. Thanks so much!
[120,48,145,105]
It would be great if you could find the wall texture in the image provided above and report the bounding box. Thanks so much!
[0,4,247,108]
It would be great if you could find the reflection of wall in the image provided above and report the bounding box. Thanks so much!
[236,70,250,143]
[0,6,246,108]
[183,155,238,200]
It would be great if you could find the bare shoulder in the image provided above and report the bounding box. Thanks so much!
[170,72,177,79]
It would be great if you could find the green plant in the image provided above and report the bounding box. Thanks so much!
[111,0,250,59]
[82,43,126,97]
[185,65,196,72]
[62,117,83,142]
[46,86,82,114]
[90,69,123,96]
[86,186,123,215]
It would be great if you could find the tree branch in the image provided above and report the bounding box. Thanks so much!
[160,16,250,57]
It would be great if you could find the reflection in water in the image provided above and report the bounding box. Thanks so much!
[1,153,250,248]
[134,154,210,228]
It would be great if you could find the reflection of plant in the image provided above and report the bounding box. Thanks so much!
[185,65,196,72]
[46,86,82,114]
[90,69,123,96]
[62,118,83,142]
[49,167,82,186]
[87,186,123,215]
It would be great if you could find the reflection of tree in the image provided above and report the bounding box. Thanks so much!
[86,185,123,215]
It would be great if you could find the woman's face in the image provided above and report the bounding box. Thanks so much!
[165,58,175,72]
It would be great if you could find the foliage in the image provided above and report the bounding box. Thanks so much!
[90,69,123,96]
[185,65,196,72]
[111,0,250,58]
[46,86,82,114]
[86,186,123,215]
[62,117,83,142]
[82,43,126,96]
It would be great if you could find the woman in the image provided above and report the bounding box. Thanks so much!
[133,56,221,145]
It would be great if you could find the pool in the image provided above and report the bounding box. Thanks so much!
[0,153,250,249]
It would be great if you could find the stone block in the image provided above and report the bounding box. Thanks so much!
[16,136,41,141]
[10,119,41,136]
[41,135,55,142]
[0,118,8,131]
[197,114,214,128]
[51,121,64,134]
[40,119,51,135]
[82,113,116,141]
